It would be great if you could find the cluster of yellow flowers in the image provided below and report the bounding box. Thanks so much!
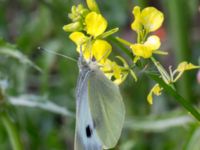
[117,6,200,104]
[63,0,132,84]
[130,6,165,59]
[63,0,200,104]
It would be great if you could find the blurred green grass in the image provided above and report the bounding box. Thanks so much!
[0,0,200,149]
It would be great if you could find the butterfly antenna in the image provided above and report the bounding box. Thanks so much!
[38,47,77,62]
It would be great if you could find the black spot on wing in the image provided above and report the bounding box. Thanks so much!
[111,75,116,81]
[86,125,93,138]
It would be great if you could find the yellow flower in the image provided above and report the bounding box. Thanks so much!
[69,32,91,59]
[141,7,164,32]
[85,12,107,37]
[131,6,164,32]
[147,84,162,105]
[144,35,161,50]
[172,62,200,82]
[130,35,161,59]
[86,0,100,13]
[63,4,89,32]
[131,6,142,32]
[69,32,112,61]
[68,4,88,22]
[92,40,112,63]
[130,44,152,58]
[176,62,200,72]
[69,32,88,45]
[101,59,125,84]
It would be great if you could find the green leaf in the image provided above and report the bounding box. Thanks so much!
[0,47,41,72]
[125,111,195,132]
[0,39,42,72]
[185,127,200,150]
[119,140,135,150]
[8,95,74,117]
[130,69,138,82]
[1,112,23,150]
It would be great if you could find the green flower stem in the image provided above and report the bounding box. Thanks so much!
[173,71,184,82]
[147,73,200,121]
[113,37,200,122]
[98,28,119,39]
[148,73,200,122]
[115,37,132,46]
[108,36,133,59]
[151,57,171,83]
[1,112,23,150]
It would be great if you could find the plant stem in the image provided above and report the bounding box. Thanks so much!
[148,73,200,122]
[151,57,171,84]
[108,36,133,59]
[115,37,132,46]
[1,112,23,150]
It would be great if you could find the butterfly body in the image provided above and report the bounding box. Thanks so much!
[75,55,125,150]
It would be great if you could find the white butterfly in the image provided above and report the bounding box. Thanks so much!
[75,51,125,150]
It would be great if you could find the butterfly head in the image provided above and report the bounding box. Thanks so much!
[78,54,99,72]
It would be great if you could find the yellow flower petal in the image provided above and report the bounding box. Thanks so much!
[131,6,142,32]
[153,84,162,96]
[147,84,162,105]
[92,40,112,63]
[101,59,124,84]
[132,6,141,17]
[69,32,91,59]
[144,35,161,50]
[113,63,121,79]
[101,59,113,72]
[147,92,153,105]
[177,62,200,72]
[75,44,91,60]
[85,12,107,37]
[130,44,153,58]
[130,35,162,59]
[86,0,100,13]
[69,32,88,45]
[141,7,164,32]
[82,44,92,60]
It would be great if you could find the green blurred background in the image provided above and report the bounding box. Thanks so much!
[0,0,200,149]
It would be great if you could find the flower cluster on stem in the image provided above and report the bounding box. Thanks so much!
[117,6,200,104]
[64,0,200,104]
[63,0,133,84]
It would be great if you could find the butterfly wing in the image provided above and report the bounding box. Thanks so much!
[88,69,125,149]
[75,69,102,150]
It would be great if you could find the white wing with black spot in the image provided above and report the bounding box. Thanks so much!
[75,68,102,150]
